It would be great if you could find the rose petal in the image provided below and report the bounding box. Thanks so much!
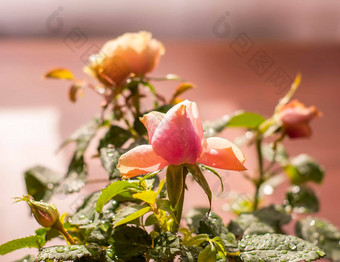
[140,111,164,143]
[117,145,169,179]
[284,123,312,139]
[198,137,246,171]
[151,101,203,165]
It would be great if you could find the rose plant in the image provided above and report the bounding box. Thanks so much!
[1,31,339,262]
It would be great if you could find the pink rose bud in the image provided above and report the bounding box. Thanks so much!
[278,100,321,139]
[15,195,60,228]
[118,100,246,178]
[84,31,165,86]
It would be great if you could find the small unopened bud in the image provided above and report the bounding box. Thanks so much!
[15,195,59,228]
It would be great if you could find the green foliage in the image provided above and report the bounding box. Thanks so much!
[0,235,45,255]
[150,232,182,261]
[186,164,212,211]
[98,125,132,179]
[227,112,266,129]
[239,233,325,262]
[96,181,138,212]
[228,205,291,237]
[110,226,151,260]
[284,154,324,185]
[166,165,186,208]
[285,185,319,214]
[296,217,340,262]
[113,205,151,227]
[37,245,102,261]
[24,165,62,201]
[198,244,217,262]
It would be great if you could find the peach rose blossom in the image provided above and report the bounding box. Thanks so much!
[278,100,321,139]
[118,100,246,179]
[84,31,165,86]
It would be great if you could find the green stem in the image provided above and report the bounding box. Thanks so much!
[253,136,264,210]
[53,220,76,245]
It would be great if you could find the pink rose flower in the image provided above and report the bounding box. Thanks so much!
[278,100,321,139]
[84,31,165,86]
[118,100,246,179]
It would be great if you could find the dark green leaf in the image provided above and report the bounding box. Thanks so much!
[111,226,151,260]
[37,245,102,261]
[239,234,325,262]
[198,212,225,237]
[145,213,158,226]
[0,235,45,255]
[24,165,62,201]
[198,244,217,262]
[150,232,182,261]
[228,205,291,237]
[285,185,319,214]
[186,164,212,211]
[180,246,202,262]
[227,112,266,129]
[285,154,324,185]
[296,217,340,262]
[98,125,131,149]
[166,165,185,208]
[69,192,101,226]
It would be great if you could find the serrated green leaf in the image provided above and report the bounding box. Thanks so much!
[227,112,266,129]
[156,199,178,223]
[187,164,212,211]
[56,118,100,194]
[285,154,324,185]
[113,205,151,227]
[37,245,102,261]
[96,181,138,212]
[0,235,45,255]
[198,244,217,262]
[133,180,164,205]
[68,192,101,226]
[228,205,291,237]
[98,146,122,180]
[166,165,185,208]
[296,217,340,262]
[111,226,151,259]
[285,185,319,214]
[185,234,209,246]
[186,207,210,233]
[212,236,227,257]
[150,232,182,261]
[198,212,225,237]
[239,233,325,262]
[45,68,74,80]
[24,165,62,201]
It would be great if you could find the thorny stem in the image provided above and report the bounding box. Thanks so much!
[253,136,264,210]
